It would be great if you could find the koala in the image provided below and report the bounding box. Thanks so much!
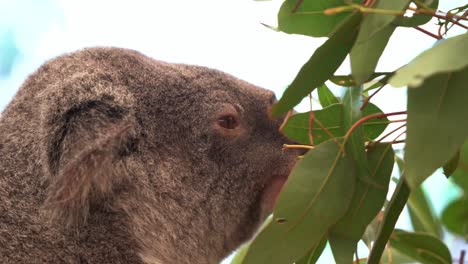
[0,47,302,264]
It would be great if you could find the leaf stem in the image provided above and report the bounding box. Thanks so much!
[369,123,406,147]
[367,177,411,264]
[343,111,407,146]
[414,26,442,40]
[283,144,315,150]
[360,84,385,110]
[279,110,294,132]
[309,94,315,145]
[460,250,466,264]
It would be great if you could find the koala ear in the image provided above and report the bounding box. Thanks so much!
[42,97,138,228]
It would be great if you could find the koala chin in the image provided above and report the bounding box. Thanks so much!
[0,47,303,264]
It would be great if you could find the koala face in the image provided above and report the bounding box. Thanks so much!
[0,48,301,264]
[123,63,301,263]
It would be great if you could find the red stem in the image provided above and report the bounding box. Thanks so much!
[308,94,315,145]
[415,26,442,40]
[375,123,406,144]
[344,111,407,144]
[292,0,303,13]
[361,84,385,110]
[459,250,465,264]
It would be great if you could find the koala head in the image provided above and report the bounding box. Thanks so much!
[36,48,302,263]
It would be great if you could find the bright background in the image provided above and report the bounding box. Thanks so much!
[0,0,465,263]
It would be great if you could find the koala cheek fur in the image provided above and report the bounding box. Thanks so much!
[0,47,301,264]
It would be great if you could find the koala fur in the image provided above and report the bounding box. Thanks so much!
[0,47,301,264]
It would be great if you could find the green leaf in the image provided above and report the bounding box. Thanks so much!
[295,237,327,264]
[390,230,452,264]
[367,178,411,264]
[351,25,396,85]
[407,186,442,238]
[277,0,360,37]
[283,104,345,145]
[350,0,409,85]
[283,102,388,145]
[390,33,468,87]
[404,67,468,189]
[342,87,369,178]
[317,84,339,107]
[330,72,390,87]
[361,103,389,140]
[357,0,410,43]
[231,243,249,264]
[272,11,362,116]
[242,140,356,264]
[393,0,439,27]
[380,246,416,263]
[443,151,460,177]
[441,198,468,240]
[328,143,394,264]
[451,140,468,191]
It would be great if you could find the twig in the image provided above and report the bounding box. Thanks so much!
[460,250,466,264]
[279,110,293,132]
[389,119,406,123]
[414,26,442,40]
[360,84,385,110]
[380,139,405,144]
[308,94,315,145]
[375,124,406,143]
[387,242,393,264]
[393,130,406,142]
[283,144,315,150]
[344,111,407,145]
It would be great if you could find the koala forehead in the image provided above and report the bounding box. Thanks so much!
[178,63,275,106]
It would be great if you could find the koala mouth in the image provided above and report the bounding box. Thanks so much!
[260,174,289,217]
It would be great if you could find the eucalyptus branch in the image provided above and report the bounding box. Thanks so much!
[360,84,386,110]
[343,111,407,146]
[415,26,442,40]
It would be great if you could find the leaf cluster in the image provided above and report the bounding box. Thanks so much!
[233,0,468,263]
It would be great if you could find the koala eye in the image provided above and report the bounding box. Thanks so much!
[217,115,238,130]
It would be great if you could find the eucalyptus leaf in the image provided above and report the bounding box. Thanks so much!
[442,150,460,177]
[356,0,410,43]
[317,84,339,107]
[283,104,345,145]
[329,143,394,264]
[407,186,442,238]
[272,11,362,116]
[351,25,396,85]
[390,33,468,87]
[283,102,388,145]
[451,140,468,192]
[295,237,327,264]
[393,0,439,27]
[330,72,390,87]
[441,198,468,240]
[277,0,361,37]
[404,67,468,189]
[350,0,409,85]
[390,230,452,264]
[242,140,356,264]
[367,178,411,264]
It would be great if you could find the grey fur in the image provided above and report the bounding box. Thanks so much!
[0,47,301,264]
